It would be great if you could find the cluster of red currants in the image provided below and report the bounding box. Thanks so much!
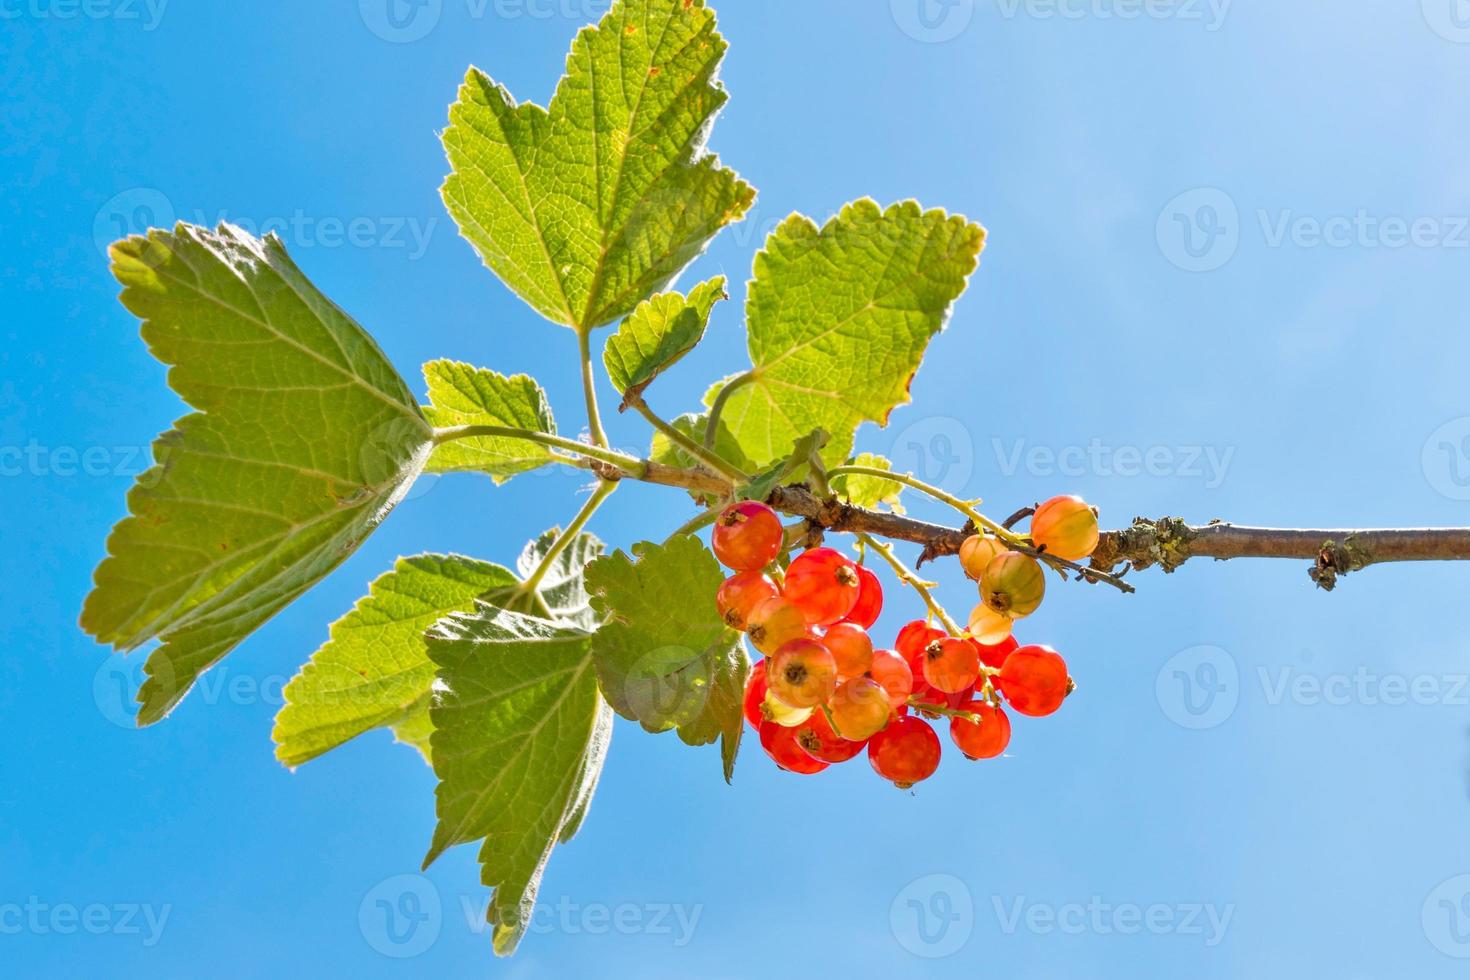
[713,495,1100,790]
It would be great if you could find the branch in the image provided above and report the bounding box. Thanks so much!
[436,428,1470,591]
[1090,517,1470,590]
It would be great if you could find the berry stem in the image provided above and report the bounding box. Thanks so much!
[906,698,982,724]
[828,464,1134,594]
[857,532,963,635]
[781,521,812,552]
[433,424,646,476]
[576,325,609,449]
[626,395,749,485]
[827,464,1026,550]
[667,503,728,541]
[515,477,618,600]
[702,369,757,450]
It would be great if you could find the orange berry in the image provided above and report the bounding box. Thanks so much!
[1030,495,1099,562]
[980,551,1046,619]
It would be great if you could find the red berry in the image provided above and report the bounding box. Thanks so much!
[901,629,952,703]
[842,565,883,628]
[867,649,913,708]
[742,659,811,728]
[971,634,1018,671]
[922,638,981,695]
[782,547,861,626]
[742,660,768,729]
[712,501,784,571]
[830,677,892,741]
[1030,495,1099,562]
[717,571,779,631]
[906,650,940,704]
[767,638,838,709]
[747,597,811,656]
[823,622,874,680]
[997,644,1072,717]
[793,708,866,763]
[895,620,946,662]
[759,720,828,774]
[867,716,941,788]
[950,701,1011,760]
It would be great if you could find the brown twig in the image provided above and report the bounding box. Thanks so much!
[559,455,1470,591]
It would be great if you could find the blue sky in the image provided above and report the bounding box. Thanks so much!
[6,0,1470,976]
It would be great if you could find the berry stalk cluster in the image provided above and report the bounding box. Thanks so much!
[712,495,1102,789]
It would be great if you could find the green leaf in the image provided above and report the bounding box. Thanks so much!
[709,200,985,468]
[389,704,436,764]
[271,554,517,768]
[739,429,829,503]
[486,528,605,629]
[81,223,432,726]
[272,528,601,769]
[585,535,748,780]
[650,411,756,476]
[604,276,727,407]
[833,453,906,514]
[424,605,611,956]
[422,359,558,481]
[441,0,755,331]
